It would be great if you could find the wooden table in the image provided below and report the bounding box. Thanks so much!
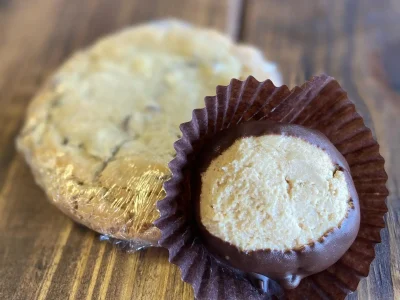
[0,0,399,299]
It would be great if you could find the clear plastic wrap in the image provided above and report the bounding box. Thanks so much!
[16,19,282,251]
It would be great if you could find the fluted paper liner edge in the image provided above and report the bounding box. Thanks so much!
[155,75,388,300]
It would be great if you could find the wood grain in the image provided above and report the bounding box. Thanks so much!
[0,0,399,299]
[242,1,400,299]
[0,1,241,299]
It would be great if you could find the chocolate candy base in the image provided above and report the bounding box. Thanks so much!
[192,120,360,290]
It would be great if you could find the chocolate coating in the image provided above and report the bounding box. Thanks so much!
[192,120,360,289]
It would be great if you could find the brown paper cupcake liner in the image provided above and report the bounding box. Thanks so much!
[155,75,388,299]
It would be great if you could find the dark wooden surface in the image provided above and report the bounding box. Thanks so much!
[0,0,399,299]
